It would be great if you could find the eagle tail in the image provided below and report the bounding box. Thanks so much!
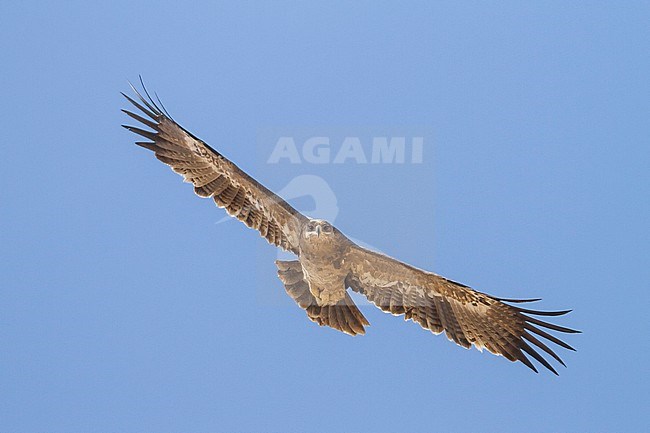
[276,260,369,336]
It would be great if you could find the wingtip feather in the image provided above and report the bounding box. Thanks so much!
[520,340,559,375]
[497,297,543,303]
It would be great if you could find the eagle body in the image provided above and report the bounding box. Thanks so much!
[122,82,579,374]
[298,219,352,306]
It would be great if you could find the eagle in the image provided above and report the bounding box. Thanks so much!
[122,82,579,375]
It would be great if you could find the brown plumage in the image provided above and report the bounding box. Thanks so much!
[123,81,579,375]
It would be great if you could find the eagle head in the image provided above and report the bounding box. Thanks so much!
[303,219,335,240]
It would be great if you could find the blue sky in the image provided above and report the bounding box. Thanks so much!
[2,1,649,432]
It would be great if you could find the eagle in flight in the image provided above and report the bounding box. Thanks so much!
[122,82,579,375]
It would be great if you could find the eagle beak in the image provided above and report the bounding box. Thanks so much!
[315,226,321,237]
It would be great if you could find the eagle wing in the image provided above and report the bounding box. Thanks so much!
[122,83,308,254]
[345,245,579,374]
